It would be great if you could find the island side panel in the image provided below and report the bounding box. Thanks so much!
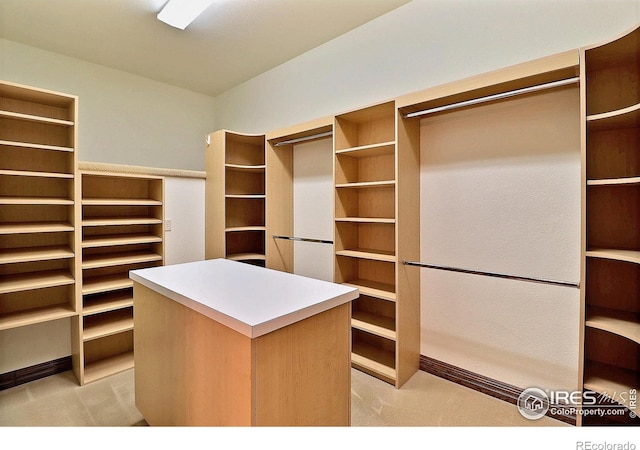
[133,282,253,425]
[253,302,351,426]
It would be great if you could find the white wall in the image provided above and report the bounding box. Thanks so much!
[0,38,215,171]
[293,138,334,282]
[214,0,640,133]
[164,177,206,265]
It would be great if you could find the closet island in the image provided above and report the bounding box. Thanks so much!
[130,258,357,426]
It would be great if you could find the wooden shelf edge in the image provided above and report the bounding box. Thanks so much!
[0,270,75,295]
[586,249,640,265]
[0,140,74,152]
[335,141,396,155]
[351,343,396,381]
[0,304,76,331]
[0,109,74,126]
[336,248,396,263]
[227,253,266,261]
[335,180,396,189]
[351,312,396,341]
[587,176,640,186]
[342,279,396,302]
[335,217,396,224]
[586,306,640,345]
[83,317,134,342]
[0,245,74,265]
[0,169,74,179]
[82,352,134,385]
[583,361,638,405]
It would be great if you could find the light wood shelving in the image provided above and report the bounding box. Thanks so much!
[206,130,266,266]
[581,23,640,426]
[72,171,164,385]
[333,100,420,388]
[0,80,79,332]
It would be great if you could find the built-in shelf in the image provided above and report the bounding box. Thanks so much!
[583,361,638,404]
[83,311,134,342]
[587,177,640,186]
[82,250,162,270]
[586,249,640,265]
[0,246,74,264]
[0,222,74,235]
[0,196,73,205]
[227,253,266,261]
[82,217,162,227]
[0,109,74,126]
[335,141,396,158]
[0,140,74,153]
[82,273,134,295]
[351,311,396,340]
[586,306,640,345]
[82,198,162,206]
[351,340,396,381]
[0,304,76,332]
[342,279,396,302]
[335,248,396,263]
[225,163,266,172]
[586,103,640,131]
[225,226,266,232]
[0,169,74,179]
[335,180,396,189]
[224,194,266,199]
[83,291,134,316]
[82,234,162,248]
[82,352,134,385]
[0,270,74,295]
[334,217,396,224]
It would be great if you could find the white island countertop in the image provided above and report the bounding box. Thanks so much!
[130,258,358,338]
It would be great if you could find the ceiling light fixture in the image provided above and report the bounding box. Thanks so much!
[157,0,215,30]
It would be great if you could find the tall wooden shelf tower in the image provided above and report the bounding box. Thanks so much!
[333,101,421,387]
[0,81,80,332]
[580,23,640,426]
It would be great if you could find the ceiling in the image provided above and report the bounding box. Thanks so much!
[0,0,411,97]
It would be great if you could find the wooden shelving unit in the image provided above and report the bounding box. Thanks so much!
[73,171,164,385]
[333,101,420,388]
[206,130,266,266]
[0,80,80,332]
[581,23,640,426]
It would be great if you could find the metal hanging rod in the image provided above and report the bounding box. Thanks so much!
[273,131,333,147]
[403,77,580,119]
[402,260,579,289]
[272,235,333,244]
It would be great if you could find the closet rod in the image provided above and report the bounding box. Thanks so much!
[403,76,580,119]
[272,235,333,244]
[273,131,333,147]
[402,260,579,289]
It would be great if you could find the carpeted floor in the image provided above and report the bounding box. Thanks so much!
[0,368,566,427]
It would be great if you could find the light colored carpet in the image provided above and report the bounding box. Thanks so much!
[0,368,566,427]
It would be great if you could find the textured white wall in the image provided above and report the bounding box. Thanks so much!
[164,177,206,266]
[293,138,334,282]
